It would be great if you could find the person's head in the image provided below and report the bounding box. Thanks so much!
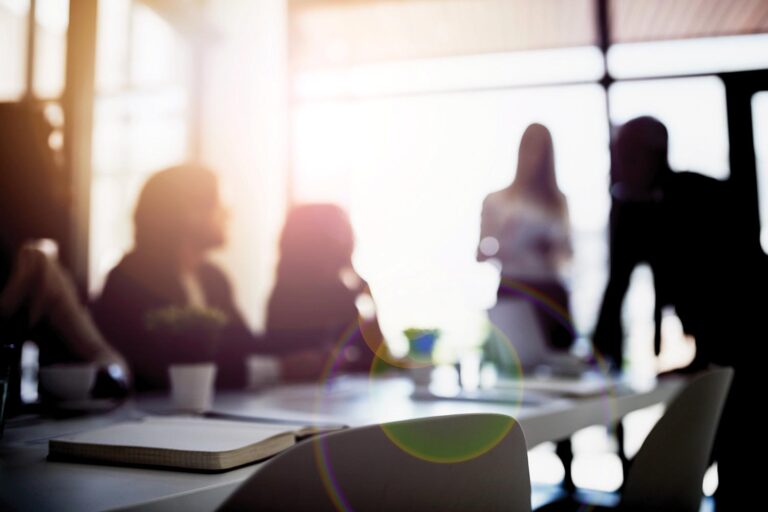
[133,165,227,262]
[510,123,565,213]
[0,103,64,251]
[612,116,670,196]
[276,203,354,282]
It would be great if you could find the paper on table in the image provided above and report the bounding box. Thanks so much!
[495,375,618,397]
[411,385,551,405]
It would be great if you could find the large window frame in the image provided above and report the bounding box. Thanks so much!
[2,0,200,293]
[284,0,766,345]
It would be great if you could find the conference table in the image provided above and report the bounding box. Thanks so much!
[0,372,685,511]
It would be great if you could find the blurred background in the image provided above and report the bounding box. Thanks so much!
[3,0,768,500]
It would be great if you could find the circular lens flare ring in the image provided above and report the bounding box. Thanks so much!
[302,287,618,511]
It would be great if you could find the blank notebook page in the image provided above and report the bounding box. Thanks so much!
[53,416,300,452]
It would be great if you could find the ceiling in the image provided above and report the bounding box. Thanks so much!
[288,0,768,69]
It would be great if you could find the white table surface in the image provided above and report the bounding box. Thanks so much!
[0,374,685,512]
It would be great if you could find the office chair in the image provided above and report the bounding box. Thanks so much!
[537,367,734,512]
[220,413,532,512]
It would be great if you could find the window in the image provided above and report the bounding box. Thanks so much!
[753,92,768,254]
[89,0,190,293]
[293,55,610,351]
[0,0,29,101]
[609,77,730,180]
[296,46,604,100]
[33,0,69,99]
[0,0,70,101]
[608,35,768,79]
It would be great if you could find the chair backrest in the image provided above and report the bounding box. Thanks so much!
[621,367,733,512]
[220,413,532,512]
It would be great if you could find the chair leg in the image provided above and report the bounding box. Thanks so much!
[555,438,576,494]
[615,421,630,486]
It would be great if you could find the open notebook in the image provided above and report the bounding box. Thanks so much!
[48,416,344,472]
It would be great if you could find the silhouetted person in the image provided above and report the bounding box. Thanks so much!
[593,116,748,369]
[478,123,575,492]
[93,165,257,390]
[592,117,671,366]
[478,123,574,350]
[593,116,766,510]
[1,103,127,415]
[266,204,385,374]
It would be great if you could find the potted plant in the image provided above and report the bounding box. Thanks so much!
[403,328,440,386]
[145,306,228,411]
[403,328,440,364]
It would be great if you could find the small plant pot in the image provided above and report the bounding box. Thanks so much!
[168,363,217,412]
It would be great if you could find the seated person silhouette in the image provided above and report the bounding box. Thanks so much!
[265,204,385,375]
[1,104,127,416]
[94,165,252,390]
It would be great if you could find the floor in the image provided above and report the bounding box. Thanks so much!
[531,481,716,511]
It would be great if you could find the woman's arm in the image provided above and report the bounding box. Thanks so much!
[477,197,502,261]
[0,243,128,372]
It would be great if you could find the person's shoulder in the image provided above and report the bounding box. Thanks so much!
[482,189,510,210]
[101,253,137,286]
[667,171,725,198]
[93,255,135,308]
[670,170,722,186]
[484,189,508,202]
[97,252,159,304]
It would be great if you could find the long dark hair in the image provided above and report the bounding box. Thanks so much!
[133,164,219,263]
[267,203,362,340]
[507,123,566,215]
[274,203,355,286]
[0,103,66,285]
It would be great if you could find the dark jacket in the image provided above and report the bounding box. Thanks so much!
[93,252,257,391]
[594,171,764,368]
[265,274,383,372]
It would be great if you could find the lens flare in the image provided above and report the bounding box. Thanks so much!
[300,286,618,511]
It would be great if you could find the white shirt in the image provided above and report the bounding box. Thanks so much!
[479,190,571,281]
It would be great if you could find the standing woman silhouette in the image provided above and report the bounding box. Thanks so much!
[478,123,574,350]
[478,123,576,491]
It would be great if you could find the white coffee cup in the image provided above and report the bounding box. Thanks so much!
[168,363,217,412]
[38,363,97,401]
